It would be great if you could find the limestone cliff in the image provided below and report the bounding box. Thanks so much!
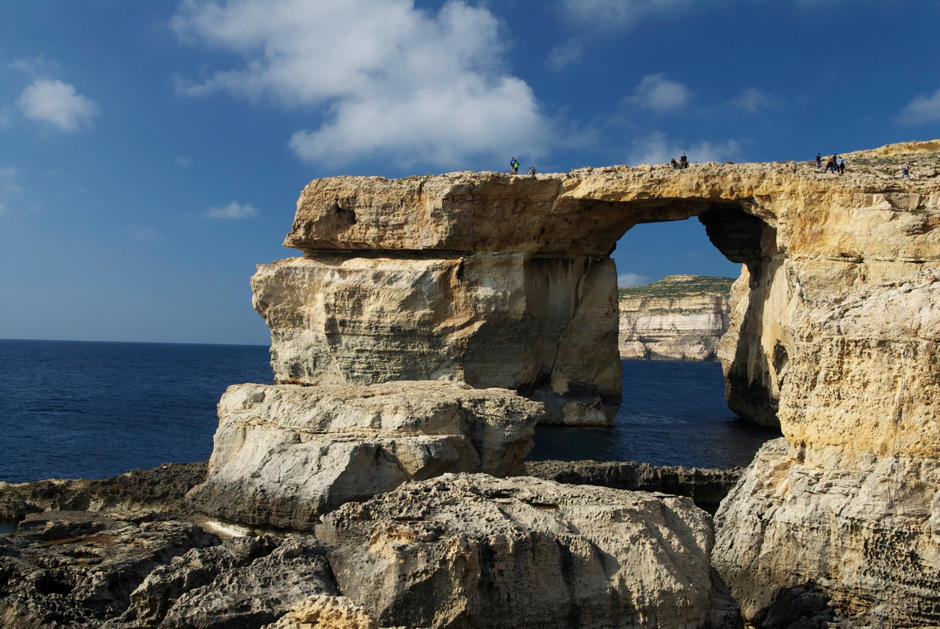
[619,275,733,361]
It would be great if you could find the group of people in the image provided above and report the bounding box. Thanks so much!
[509,157,536,176]
[670,153,689,169]
[816,152,845,175]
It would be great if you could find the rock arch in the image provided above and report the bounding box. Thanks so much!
[258,169,796,428]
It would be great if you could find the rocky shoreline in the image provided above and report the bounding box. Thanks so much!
[0,459,743,628]
[2,139,937,628]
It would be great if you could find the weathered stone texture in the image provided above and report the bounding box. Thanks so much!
[316,473,723,629]
[187,381,544,530]
[253,253,621,424]
[713,438,940,627]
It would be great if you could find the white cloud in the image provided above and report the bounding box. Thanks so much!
[206,201,258,219]
[171,0,550,168]
[618,272,650,287]
[626,131,741,165]
[561,0,685,28]
[17,79,98,131]
[732,87,771,113]
[897,88,940,125]
[630,73,690,112]
[547,39,584,71]
[176,155,191,168]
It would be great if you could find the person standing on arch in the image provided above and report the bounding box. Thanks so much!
[510,156,519,174]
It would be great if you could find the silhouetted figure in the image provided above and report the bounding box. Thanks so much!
[816,152,822,168]
[670,158,679,169]
[679,153,688,169]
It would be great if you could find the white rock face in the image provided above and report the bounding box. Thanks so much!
[187,382,544,530]
[714,439,940,627]
[316,473,723,629]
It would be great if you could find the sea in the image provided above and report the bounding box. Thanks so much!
[0,339,778,485]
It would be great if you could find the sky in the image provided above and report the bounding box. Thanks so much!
[1,1,938,345]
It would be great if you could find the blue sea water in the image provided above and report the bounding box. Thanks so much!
[527,360,779,468]
[0,340,778,485]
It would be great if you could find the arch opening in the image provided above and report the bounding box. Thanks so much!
[526,199,782,469]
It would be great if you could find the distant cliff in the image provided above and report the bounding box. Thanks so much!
[618,275,734,361]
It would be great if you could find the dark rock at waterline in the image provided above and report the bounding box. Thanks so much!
[111,535,336,628]
[0,510,217,627]
[522,459,743,513]
[0,510,337,628]
[0,462,208,522]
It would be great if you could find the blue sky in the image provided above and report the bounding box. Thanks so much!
[1,0,938,345]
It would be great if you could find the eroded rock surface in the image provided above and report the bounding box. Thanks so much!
[316,473,728,629]
[254,253,621,424]
[0,511,217,628]
[713,438,940,627]
[187,381,544,530]
[113,535,336,628]
[0,462,207,522]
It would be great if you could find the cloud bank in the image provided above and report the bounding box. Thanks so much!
[171,0,550,168]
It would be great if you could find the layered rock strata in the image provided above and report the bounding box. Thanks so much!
[186,381,544,530]
[618,275,733,360]
[315,473,729,629]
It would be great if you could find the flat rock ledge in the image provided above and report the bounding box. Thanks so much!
[187,381,544,531]
[522,459,743,514]
[316,473,736,629]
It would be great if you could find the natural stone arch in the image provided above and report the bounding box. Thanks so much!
[259,169,795,428]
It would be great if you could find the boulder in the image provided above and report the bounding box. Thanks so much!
[187,382,544,530]
[713,439,940,627]
[315,473,728,629]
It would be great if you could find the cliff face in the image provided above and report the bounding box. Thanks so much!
[618,275,733,361]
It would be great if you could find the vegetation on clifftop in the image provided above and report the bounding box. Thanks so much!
[619,275,735,299]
